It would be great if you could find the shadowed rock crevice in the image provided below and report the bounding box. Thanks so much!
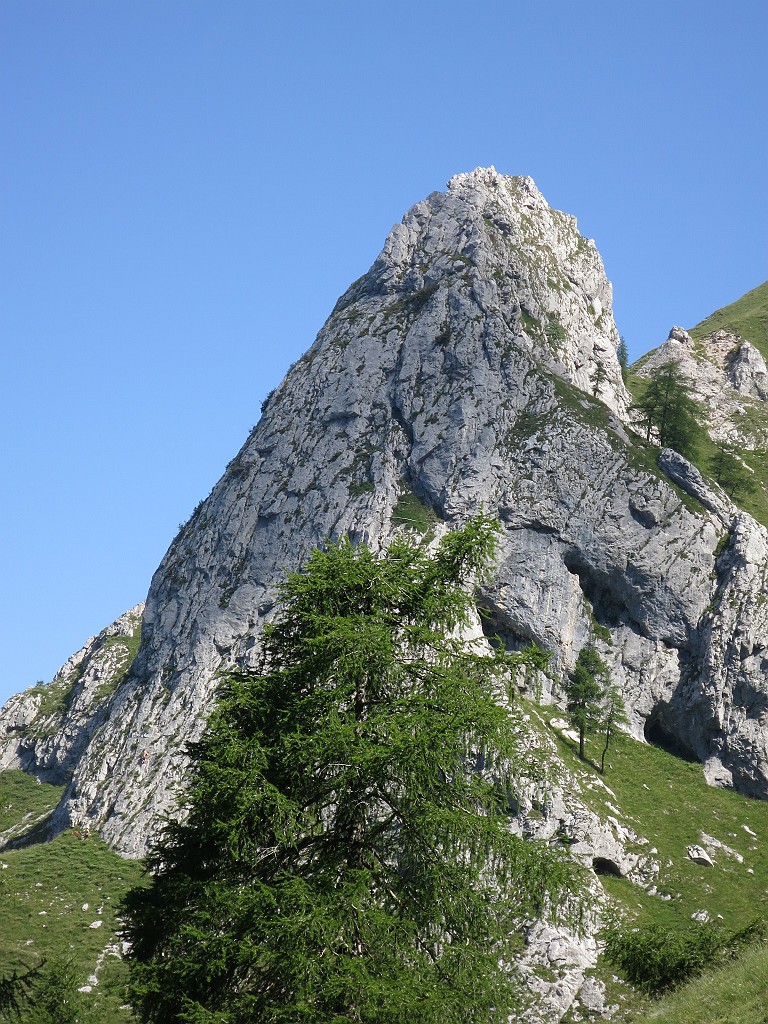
[562,547,630,629]
[644,706,700,763]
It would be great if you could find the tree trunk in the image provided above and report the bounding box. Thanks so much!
[600,729,610,773]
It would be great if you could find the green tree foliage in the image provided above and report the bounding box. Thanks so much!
[605,922,725,994]
[565,645,610,760]
[0,960,92,1024]
[636,360,705,460]
[617,337,629,382]
[0,965,40,1021]
[591,360,608,396]
[122,516,583,1024]
[605,917,768,995]
[709,441,758,502]
[23,960,91,1024]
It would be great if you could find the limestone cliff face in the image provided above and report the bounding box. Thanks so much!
[630,323,768,792]
[3,168,768,863]
[0,605,143,786]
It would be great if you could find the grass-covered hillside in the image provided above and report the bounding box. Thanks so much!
[646,943,768,1024]
[689,281,768,359]
[0,771,144,1022]
[520,697,768,1022]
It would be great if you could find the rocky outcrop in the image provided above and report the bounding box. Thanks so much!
[657,448,733,523]
[728,339,768,400]
[5,168,768,1021]
[635,325,768,447]
[667,325,694,347]
[4,168,768,856]
[0,605,143,789]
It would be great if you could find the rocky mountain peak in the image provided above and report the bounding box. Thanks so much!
[4,181,768,1022]
[363,167,630,419]
[3,176,768,893]
[667,325,693,346]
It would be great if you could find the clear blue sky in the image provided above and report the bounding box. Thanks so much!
[1,1,766,705]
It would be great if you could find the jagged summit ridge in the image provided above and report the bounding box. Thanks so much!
[352,166,630,418]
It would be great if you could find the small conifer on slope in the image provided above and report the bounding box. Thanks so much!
[564,643,627,771]
[635,360,704,460]
[122,515,584,1024]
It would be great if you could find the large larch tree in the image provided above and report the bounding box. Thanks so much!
[123,516,583,1024]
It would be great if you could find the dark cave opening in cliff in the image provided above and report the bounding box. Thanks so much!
[644,712,699,763]
[592,857,623,878]
[561,548,627,629]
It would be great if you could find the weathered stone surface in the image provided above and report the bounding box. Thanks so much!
[700,832,744,863]
[636,326,768,446]
[668,325,693,346]
[729,339,768,400]
[3,168,768,1019]
[5,167,768,856]
[686,844,714,867]
[521,920,599,1022]
[0,605,143,788]
[656,448,734,523]
[27,167,648,857]
[577,975,617,1018]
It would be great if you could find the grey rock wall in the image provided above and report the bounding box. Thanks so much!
[636,325,768,446]
[2,166,767,877]
[0,605,143,787]
[5,167,768,1022]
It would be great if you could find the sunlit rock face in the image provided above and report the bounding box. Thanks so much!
[4,168,768,878]
[0,605,144,787]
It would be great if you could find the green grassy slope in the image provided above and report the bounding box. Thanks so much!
[591,734,768,932]
[529,703,768,1021]
[689,281,768,359]
[647,943,768,1024]
[543,716,768,935]
[0,771,64,847]
[0,771,145,1022]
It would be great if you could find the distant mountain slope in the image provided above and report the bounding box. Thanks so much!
[689,281,768,358]
[0,606,143,792]
[627,284,768,528]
